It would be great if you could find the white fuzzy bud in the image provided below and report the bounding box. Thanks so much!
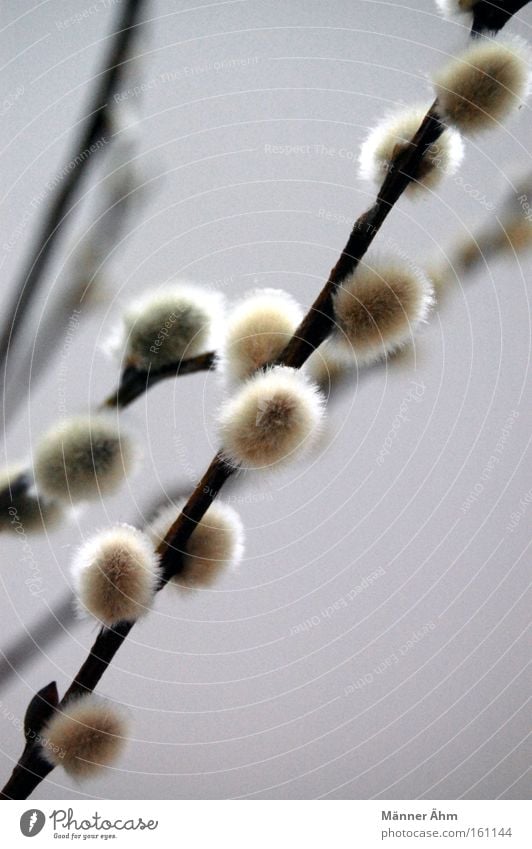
[332,259,434,366]
[41,694,128,779]
[108,283,223,370]
[147,499,244,589]
[433,37,532,134]
[219,288,303,381]
[72,524,159,626]
[359,106,464,195]
[33,415,134,503]
[219,366,325,470]
[0,465,62,533]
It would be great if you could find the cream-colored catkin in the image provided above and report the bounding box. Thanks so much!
[218,366,325,470]
[332,259,434,365]
[433,37,532,134]
[41,695,128,779]
[72,524,160,626]
[430,214,532,298]
[359,106,464,195]
[147,499,244,589]
[33,415,134,503]
[219,288,303,381]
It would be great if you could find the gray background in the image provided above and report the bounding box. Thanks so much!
[0,0,530,800]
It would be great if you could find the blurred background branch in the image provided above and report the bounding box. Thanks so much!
[0,0,147,425]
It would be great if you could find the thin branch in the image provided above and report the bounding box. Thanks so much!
[102,351,217,409]
[0,486,193,690]
[0,351,216,508]
[4,122,149,427]
[471,0,531,35]
[0,598,75,690]
[0,0,146,413]
[0,103,446,800]
[279,106,443,368]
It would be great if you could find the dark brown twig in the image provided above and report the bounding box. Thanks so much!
[0,485,194,691]
[0,351,216,510]
[102,351,217,409]
[471,0,531,35]
[279,106,443,368]
[0,104,445,800]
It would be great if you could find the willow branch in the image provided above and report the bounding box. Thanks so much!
[0,597,75,690]
[0,352,216,507]
[471,0,531,35]
[0,0,146,410]
[0,485,193,690]
[0,103,445,800]
[102,351,217,409]
[279,105,443,368]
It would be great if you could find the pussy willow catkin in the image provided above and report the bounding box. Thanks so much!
[72,524,159,626]
[219,288,303,381]
[359,106,464,195]
[5,11,532,801]
[331,258,434,366]
[107,282,223,370]
[33,414,134,503]
[41,694,127,779]
[147,499,244,588]
[218,366,325,470]
[433,37,532,133]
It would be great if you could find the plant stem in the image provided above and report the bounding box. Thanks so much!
[0,455,232,799]
[0,597,75,689]
[0,352,216,507]
[0,103,445,801]
[0,744,53,801]
[0,0,146,415]
[102,351,217,409]
[471,0,531,35]
[280,105,443,369]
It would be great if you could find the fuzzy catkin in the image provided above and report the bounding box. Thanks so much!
[147,499,244,588]
[332,259,434,365]
[359,106,464,195]
[41,695,127,779]
[219,288,303,381]
[109,283,223,370]
[33,415,133,503]
[72,524,160,626]
[433,37,532,134]
[219,366,325,470]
